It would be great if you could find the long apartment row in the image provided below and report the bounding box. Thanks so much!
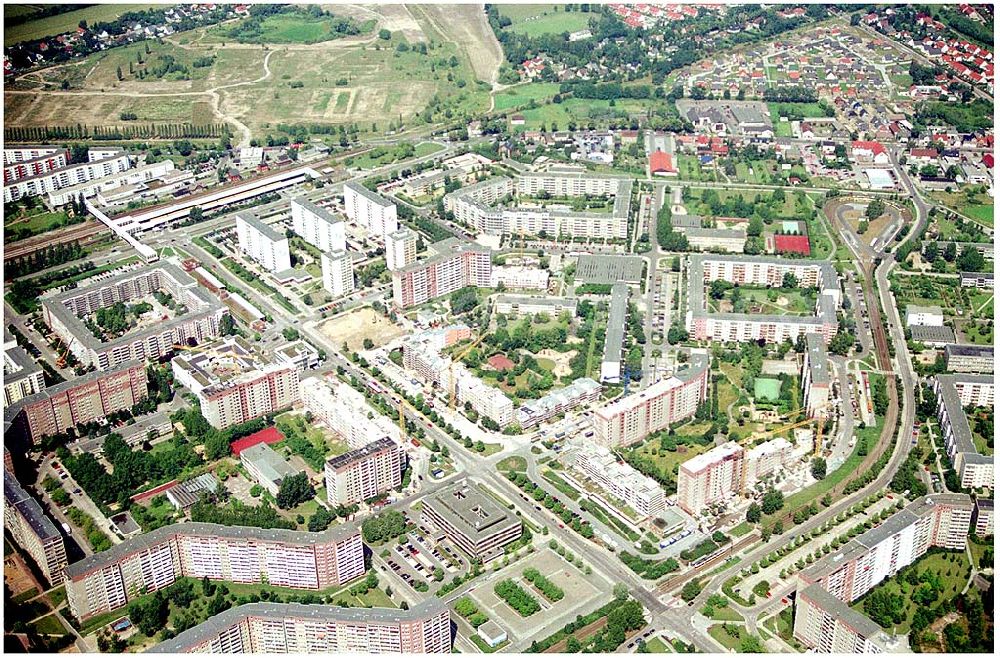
[793,493,973,653]
[443,171,632,240]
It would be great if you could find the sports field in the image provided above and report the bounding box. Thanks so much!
[753,378,782,402]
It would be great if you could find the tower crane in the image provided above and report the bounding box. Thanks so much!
[448,332,489,410]
[738,402,832,493]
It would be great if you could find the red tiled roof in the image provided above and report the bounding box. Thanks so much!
[230,426,284,456]
[774,234,811,255]
[649,150,675,173]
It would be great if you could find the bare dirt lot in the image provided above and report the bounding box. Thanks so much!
[318,306,406,351]
[535,348,577,378]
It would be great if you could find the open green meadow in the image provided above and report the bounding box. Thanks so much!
[497,5,593,37]
[493,82,561,111]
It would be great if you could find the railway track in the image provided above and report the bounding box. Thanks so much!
[3,220,109,262]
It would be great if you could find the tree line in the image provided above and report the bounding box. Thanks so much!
[4,123,228,143]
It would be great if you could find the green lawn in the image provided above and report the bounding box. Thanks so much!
[963,204,994,226]
[497,5,593,37]
[645,636,671,653]
[629,437,711,485]
[543,469,580,501]
[767,101,828,120]
[754,378,782,402]
[730,521,753,537]
[30,614,67,636]
[709,605,745,622]
[493,83,561,111]
[708,623,764,652]
[510,97,658,132]
[496,455,528,472]
[850,550,971,633]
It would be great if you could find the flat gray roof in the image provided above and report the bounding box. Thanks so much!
[671,214,703,229]
[805,333,830,384]
[241,443,299,486]
[495,294,577,311]
[936,375,988,457]
[236,211,285,243]
[944,343,993,358]
[326,437,397,471]
[425,479,519,543]
[800,583,886,639]
[603,283,630,365]
[292,196,342,227]
[41,261,223,354]
[148,599,448,653]
[345,180,394,208]
[396,238,489,276]
[4,474,61,542]
[64,521,360,579]
[910,325,956,344]
[574,254,644,284]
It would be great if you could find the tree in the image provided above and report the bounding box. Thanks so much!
[957,245,985,272]
[782,272,798,289]
[746,502,762,523]
[761,488,784,514]
[680,579,703,602]
[613,582,629,600]
[810,457,827,480]
[747,216,764,237]
[378,28,391,40]
[866,198,885,220]
[275,472,313,509]
[863,588,905,628]
[739,635,766,653]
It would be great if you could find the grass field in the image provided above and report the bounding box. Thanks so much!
[4,4,162,46]
[629,437,710,485]
[496,4,593,37]
[493,82,561,111]
[211,12,372,44]
[767,101,828,120]
[509,97,657,131]
[7,10,489,138]
[645,636,671,653]
[850,550,971,633]
[708,623,761,652]
[753,378,782,401]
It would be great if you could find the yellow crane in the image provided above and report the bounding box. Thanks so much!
[738,403,832,493]
[448,332,489,410]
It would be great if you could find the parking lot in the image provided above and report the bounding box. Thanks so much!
[381,528,470,595]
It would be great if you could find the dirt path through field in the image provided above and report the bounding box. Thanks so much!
[407,3,502,85]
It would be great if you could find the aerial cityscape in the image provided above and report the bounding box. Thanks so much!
[2,2,995,654]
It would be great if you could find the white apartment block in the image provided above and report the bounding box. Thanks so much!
[301,378,401,450]
[490,265,549,290]
[324,437,404,506]
[795,494,972,652]
[65,522,366,621]
[933,374,994,489]
[46,159,175,208]
[4,475,67,586]
[687,254,840,344]
[495,295,578,318]
[385,227,418,271]
[344,181,398,237]
[802,333,831,418]
[445,174,631,240]
[402,325,513,427]
[677,442,745,515]
[794,584,893,653]
[4,149,132,203]
[4,333,45,408]
[4,146,68,184]
[568,441,665,519]
[744,437,793,488]
[516,377,601,429]
[972,498,993,537]
[321,249,355,299]
[943,344,993,374]
[236,213,292,273]
[593,353,709,447]
[291,197,346,254]
[148,600,452,654]
[392,239,491,309]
